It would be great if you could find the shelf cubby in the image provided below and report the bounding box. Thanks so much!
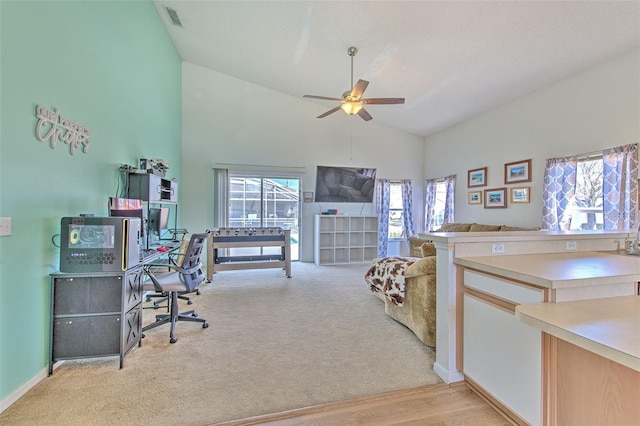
[314,215,378,266]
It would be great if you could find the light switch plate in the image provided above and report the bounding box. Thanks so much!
[0,217,11,236]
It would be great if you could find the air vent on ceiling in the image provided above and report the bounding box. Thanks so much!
[165,7,182,27]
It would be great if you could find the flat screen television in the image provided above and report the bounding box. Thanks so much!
[148,207,170,237]
[314,166,377,203]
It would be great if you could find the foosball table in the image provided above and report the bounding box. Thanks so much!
[207,227,292,281]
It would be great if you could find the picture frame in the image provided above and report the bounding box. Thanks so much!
[303,191,314,203]
[504,159,532,184]
[467,167,488,188]
[468,191,482,205]
[510,186,530,203]
[484,188,507,208]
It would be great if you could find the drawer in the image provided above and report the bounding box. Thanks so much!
[53,276,122,315]
[464,269,544,304]
[53,315,121,358]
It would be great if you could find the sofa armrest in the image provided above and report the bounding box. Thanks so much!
[405,256,436,278]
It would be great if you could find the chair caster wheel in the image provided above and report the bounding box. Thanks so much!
[170,337,177,344]
[203,322,209,329]
[142,333,145,338]
[187,300,193,305]
[192,313,198,317]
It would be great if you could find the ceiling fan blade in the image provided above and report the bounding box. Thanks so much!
[357,108,372,121]
[304,95,344,102]
[317,105,343,119]
[350,79,369,99]
[363,98,405,105]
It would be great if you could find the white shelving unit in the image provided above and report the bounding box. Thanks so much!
[314,215,378,265]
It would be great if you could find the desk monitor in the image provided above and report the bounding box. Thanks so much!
[148,207,170,237]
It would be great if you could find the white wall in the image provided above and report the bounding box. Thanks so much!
[181,62,425,261]
[424,48,640,229]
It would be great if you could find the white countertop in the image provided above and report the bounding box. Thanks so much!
[455,251,640,289]
[516,296,640,371]
[422,229,630,244]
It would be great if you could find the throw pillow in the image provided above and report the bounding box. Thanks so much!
[469,224,501,232]
[436,223,474,232]
[421,243,436,257]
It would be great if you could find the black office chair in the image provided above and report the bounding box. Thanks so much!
[144,238,199,310]
[142,231,210,343]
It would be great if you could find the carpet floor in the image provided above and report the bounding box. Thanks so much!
[0,262,440,425]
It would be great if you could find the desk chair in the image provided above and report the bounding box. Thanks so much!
[142,231,210,343]
[144,239,199,310]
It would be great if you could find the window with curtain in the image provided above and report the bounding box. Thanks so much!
[387,180,415,240]
[424,175,455,232]
[375,179,391,258]
[542,144,638,230]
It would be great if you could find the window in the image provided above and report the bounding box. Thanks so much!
[569,156,603,230]
[227,175,300,260]
[388,182,404,239]
[542,143,637,231]
[432,181,447,230]
[425,176,454,232]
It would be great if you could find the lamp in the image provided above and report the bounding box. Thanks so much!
[341,100,363,115]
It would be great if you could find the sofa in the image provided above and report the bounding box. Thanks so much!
[365,237,437,347]
[365,222,537,347]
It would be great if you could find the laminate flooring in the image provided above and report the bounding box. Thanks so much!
[217,382,514,425]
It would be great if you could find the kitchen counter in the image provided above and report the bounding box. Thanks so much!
[516,296,640,372]
[455,251,640,288]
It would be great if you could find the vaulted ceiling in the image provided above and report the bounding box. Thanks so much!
[153,1,640,138]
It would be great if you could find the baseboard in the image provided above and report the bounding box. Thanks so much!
[433,361,465,384]
[465,375,527,426]
[0,361,62,414]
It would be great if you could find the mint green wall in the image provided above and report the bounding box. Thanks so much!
[0,1,181,401]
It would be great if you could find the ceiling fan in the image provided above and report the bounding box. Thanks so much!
[303,47,405,121]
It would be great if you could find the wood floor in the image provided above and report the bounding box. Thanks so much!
[217,382,514,425]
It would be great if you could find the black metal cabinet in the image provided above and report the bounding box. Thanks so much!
[127,173,177,203]
[49,267,144,374]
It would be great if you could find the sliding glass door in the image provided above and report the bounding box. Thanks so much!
[228,176,300,260]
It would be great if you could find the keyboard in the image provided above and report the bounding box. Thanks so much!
[140,249,159,262]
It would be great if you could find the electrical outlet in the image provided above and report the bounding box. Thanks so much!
[491,243,505,254]
[566,240,577,250]
[0,217,11,236]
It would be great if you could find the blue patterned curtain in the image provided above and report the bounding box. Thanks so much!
[400,180,416,238]
[542,156,578,230]
[443,175,456,225]
[424,179,438,232]
[602,144,638,230]
[375,179,391,257]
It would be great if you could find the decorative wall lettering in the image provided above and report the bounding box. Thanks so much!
[35,105,90,155]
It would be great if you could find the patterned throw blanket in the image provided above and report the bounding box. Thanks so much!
[364,257,415,306]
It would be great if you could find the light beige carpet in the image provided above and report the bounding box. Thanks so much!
[0,262,440,425]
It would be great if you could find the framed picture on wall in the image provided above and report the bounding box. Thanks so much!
[510,187,530,203]
[468,167,488,188]
[484,188,507,208]
[468,191,482,204]
[504,159,532,184]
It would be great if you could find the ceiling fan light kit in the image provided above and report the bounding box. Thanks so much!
[303,46,404,121]
[341,100,363,115]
